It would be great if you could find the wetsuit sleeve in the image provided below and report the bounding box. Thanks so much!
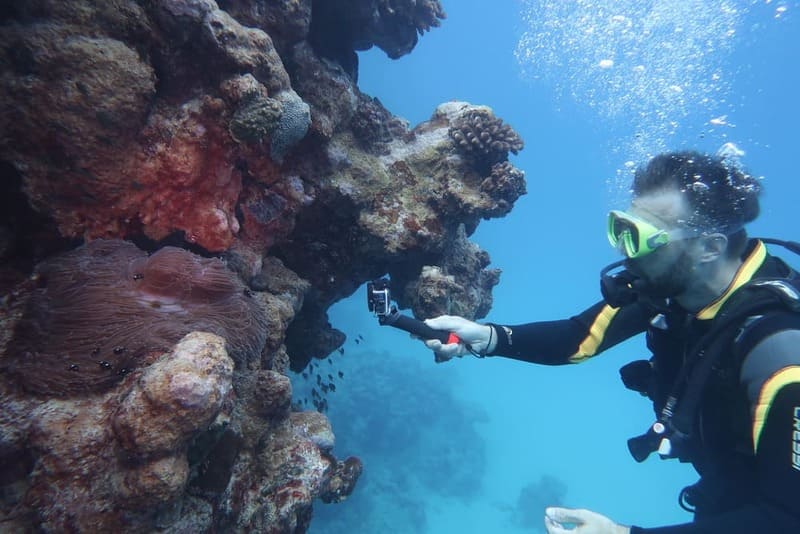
[488,300,650,365]
[629,328,800,533]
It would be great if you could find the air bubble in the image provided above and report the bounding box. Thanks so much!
[515,1,760,177]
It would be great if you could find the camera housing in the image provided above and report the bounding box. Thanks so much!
[365,278,451,344]
[366,279,392,317]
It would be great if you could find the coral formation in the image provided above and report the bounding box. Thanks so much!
[1,332,233,531]
[400,224,501,320]
[288,41,359,139]
[4,240,267,396]
[308,0,446,78]
[449,107,525,172]
[271,90,312,162]
[229,92,283,144]
[349,93,410,150]
[482,161,528,217]
[0,0,526,531]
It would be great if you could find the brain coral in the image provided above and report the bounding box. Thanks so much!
[4,240,268,397]
[271,90,312,162]
[448,108,524,170]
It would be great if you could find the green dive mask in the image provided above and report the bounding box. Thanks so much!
[607,210,697,259]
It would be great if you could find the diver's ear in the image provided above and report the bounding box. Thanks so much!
[697,233,728,263]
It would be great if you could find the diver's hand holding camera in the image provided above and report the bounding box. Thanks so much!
[365,278,493,362]
[423,315,496,362]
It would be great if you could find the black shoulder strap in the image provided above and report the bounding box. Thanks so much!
[758,237,800,257]
[669,277,800,436]
[731,279,800,363]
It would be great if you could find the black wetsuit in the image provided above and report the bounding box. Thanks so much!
[489,240,800,533]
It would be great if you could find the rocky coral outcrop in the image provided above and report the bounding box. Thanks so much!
[308,0,446,78]
[401,224,501,321]
[0,0,526,531]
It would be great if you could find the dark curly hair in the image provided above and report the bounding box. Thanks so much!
[632,150,762,257]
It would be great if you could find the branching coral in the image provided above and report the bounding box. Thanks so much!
[481,161,528,217]
[449,108,524,171]
[4,240,268,397]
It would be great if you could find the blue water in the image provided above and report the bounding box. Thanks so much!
[304,2,800,532]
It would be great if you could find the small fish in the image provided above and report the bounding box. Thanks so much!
[354,338,360,344]
[338,371,344,379]
[358,334,364,341]
[328,374,333,381]
[338,347,344,355]
[329,383,336,392]
[312,388,319,397]
[302,372,308,380]
[328,358,332,364]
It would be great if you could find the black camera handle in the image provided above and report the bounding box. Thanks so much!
[378,307,458,344]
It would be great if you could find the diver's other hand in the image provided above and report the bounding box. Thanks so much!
[423,315,495,362]
[544,507,630,534]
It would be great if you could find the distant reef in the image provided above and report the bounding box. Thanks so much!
[0,1,526,532]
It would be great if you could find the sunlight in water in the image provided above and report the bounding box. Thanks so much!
[514,0,789,199]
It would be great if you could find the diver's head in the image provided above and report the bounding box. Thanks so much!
[630,150,762,258]
[607,151,763,304]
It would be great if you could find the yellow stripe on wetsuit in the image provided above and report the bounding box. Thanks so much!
[568,305,620,363]
[697,240,767,320]
[752,365,800,452]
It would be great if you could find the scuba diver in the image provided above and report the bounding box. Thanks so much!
[420,151,800,533]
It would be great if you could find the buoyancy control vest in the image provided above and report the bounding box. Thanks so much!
[623,239,800,470]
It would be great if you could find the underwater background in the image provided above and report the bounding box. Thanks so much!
[301,1,800,532]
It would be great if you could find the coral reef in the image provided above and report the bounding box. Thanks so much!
[449,107,525,173]
[0,0,526,531]
[308,0,446,78]
[350,93,410,150]
[400,224,501,320]
[5,240,267,396]
[270,90,312,161]
[482,161,528,217]
[229,90,283,144]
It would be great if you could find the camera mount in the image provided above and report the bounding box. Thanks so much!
[366,278,457,344]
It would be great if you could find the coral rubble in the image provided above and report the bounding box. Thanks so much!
[0,0,526,531]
